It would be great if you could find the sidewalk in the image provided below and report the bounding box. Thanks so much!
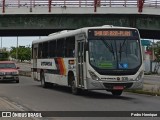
[0,97,22,111]
[142,83,160,96]
[143,75,160,93]
[127,75,160,96]
[0,97,40,120]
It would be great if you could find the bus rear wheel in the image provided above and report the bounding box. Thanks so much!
[41,73,46,88]
[41,72,52,88]
[111,90,123,96]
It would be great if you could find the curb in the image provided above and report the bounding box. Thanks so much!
[0,97,42,120]
[0,97,23,111]
[19,70,31,77]
[126,83,160,96]
[126,89,160,96]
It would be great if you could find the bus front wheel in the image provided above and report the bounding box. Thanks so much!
[111,90,123,96]
[71,80,80,95]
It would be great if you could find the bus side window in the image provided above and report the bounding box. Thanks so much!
[49,40,56,58]
[42,42,49,58]
[65,36,75,57]
[57,38,65,57]
[38,43,42,59]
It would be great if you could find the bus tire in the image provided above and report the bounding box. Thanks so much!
[111,90,123,96]
[41,73,46,88]
[41,72,51,88]
[16,80,19,83]
[71,80,80,95]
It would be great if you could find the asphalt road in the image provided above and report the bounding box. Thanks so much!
[0,76,160,120]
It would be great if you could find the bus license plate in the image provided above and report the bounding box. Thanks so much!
[113,86,124,90]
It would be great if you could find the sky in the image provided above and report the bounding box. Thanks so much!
[1,36,46,50]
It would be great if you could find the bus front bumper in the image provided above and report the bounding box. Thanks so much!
[85,78,143,90]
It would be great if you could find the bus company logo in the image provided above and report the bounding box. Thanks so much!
[41,62,52,66]
[2,112,11,117]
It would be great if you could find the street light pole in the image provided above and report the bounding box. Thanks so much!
[16,37,18,61]
[1,37,2,49]
[151,39,155,73]
[152,39,155,61]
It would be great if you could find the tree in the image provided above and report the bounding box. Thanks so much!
[0,51,9,61]
[154,42,160,62]
[10,46,31,62]
[153,42,160,73]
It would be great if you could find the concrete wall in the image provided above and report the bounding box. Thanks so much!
[144,60,160,74]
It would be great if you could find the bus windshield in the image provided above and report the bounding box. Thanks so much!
[89,39,141,71]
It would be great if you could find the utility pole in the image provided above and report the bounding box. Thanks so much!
[152,39,155,61]
[1,37,2,49]
[16,37,18,61]
[151,39,155,73]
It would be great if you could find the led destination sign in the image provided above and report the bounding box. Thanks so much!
[94,30,132,37]
[88,29,138,38]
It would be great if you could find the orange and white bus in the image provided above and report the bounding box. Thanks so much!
[31,25,144,96]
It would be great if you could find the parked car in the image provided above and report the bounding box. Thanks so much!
[0,61,19,83]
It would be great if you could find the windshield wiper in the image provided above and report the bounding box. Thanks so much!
[110,42,115,60]
[101,38,115,60]
[119,38,128,61]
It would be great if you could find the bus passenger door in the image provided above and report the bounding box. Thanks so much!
[76,40,85,88]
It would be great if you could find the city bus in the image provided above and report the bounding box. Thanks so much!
[31,25,144,96]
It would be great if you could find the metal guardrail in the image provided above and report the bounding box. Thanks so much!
[0,0,160,13]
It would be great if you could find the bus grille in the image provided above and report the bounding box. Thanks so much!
[103,83,133,89]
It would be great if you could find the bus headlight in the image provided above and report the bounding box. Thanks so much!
[88,70,101,81]
[135,71,144,81]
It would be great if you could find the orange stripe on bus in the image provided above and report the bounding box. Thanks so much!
[57,58,66,75]
[60,58,66,76]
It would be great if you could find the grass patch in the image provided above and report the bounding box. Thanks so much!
[125,89,160,96]
[143,82,155,85]
[144,72,152,75]
[144,72,159,75]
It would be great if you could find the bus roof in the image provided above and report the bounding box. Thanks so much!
[32,25,137,44]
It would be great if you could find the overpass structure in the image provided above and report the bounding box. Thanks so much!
[0,0,160,39]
